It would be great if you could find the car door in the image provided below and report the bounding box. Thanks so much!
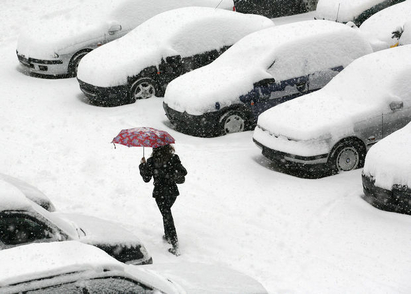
[158,55,183,85]
[248,55,309,117]
[382,100,411,138]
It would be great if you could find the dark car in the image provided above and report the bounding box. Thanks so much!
[362,122,411,215]
[163,20,372,137]
[77,7,273,106]
[0,178,152,265]
[233,0,311,18]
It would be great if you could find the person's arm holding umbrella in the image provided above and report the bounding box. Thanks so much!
[139,156,152,183]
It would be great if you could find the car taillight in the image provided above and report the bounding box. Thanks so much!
[233,6,236,11]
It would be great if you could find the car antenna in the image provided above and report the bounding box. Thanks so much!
[336,3,341,22]
[215,0,224,9]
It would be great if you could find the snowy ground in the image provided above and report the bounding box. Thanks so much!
[2,2,411,293]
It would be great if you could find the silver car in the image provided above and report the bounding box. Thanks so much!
[253,45,411,178]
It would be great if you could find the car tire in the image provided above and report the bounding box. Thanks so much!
[130,78,158,102]
[328,139,366,173]
[69,51,90,77]
[219,110,246,135]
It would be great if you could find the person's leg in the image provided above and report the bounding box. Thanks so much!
[156,196,178,248]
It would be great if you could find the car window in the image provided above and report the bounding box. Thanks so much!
[84,277,162,294]
[0,212,54,245]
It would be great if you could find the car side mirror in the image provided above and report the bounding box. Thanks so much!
[390,101,403,111]
[108,24,122,35]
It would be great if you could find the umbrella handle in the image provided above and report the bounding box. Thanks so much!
[143,146,145,158]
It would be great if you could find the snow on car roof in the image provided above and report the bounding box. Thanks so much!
[164,20,372,115]
[77,6,274,88]
[256,45,411,142]
[17,0,235,59]
[316,0,391,23]
[363,122,411,189]
[0,179,33,210]
[0,241,123,287]
[360,1,411,50]
[0,173,55,211]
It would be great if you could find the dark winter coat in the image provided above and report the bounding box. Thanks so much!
[139,154,187,198]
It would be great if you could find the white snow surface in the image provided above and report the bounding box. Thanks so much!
[164,20,372,115]
[16,0,235,59]
[255,45,411,146]
[3,2,411,293]
[360,0,411,50]
[363,122,411,190]
[316,0,391,23]
[77,7,274,87]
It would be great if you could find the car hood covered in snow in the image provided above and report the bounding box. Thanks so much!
[363,122,411,190]
[255,45,411,143]
[77,7,273,88]
[164,20,372,115]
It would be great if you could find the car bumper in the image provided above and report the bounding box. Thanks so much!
[254,138,330,178]
[362,173,411,214]
[163,102,222,137]
[16,52,69,77]
[78,79,129,106]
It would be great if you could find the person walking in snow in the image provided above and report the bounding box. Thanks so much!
[139,144,187,256]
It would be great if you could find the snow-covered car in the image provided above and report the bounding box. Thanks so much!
[0,241,268,294]
[163,20,372,137]
[253,45,411,178]
[362,122,411,215]
[77,7,274,106]
[0,173,55,212]
[359,0,411,50]
[0,181,152,265]
[315,0,405,26]
[233,0,309,18]
[15,0,235,78]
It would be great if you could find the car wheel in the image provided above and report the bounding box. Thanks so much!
[329,139,366,173]
[130,78,158,102]
[69,51,89,77]
[220,111,246,135]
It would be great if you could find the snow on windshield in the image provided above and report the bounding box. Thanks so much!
[360,1,411,50]
[164,20,372,115]
[256,45,411,141]
[363,122,411,189]
[316,0,390,22]
[77,7,274,87]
